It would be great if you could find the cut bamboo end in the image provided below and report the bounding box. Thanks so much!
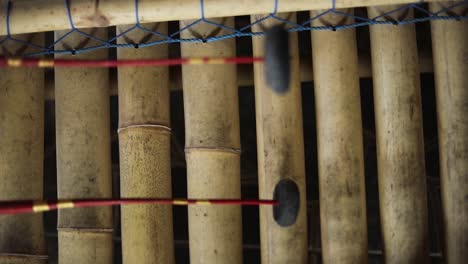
[0,33,46,262]
[58,230,113,264]
[0,0,454,36]
[368,6,429,263]
[430,3,468,263]
[251,13,308,263]
[311,9,368,264]
[181,17,242,263]
[55,28,113,263]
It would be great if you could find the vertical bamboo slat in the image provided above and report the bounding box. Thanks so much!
[311,10,368,264]
[181,18,243,264]
[250,13,308,264]
[55,29,113,264]
[430,4,468,263]
[368,6,429,263]
[117,23,175,264]
[0,33,47,264]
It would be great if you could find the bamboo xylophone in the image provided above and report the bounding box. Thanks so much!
[0,0,466,264]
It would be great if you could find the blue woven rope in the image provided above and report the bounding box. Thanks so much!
[0,0,466,57]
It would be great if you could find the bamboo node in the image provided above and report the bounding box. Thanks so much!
[57,227,114,233]
[184,146,241,154]
[0,253,48,260]
[117,124,171,134]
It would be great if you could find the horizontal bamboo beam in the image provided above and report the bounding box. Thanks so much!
[44,51,434,100]
[0,0,450,36]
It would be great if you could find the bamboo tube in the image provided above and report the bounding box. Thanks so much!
[181,18,242,264]
[43,52,435,101]
[250,13,308,264]
[54,28,113,264]
[0,0,451,36]
[430,3,468,263]
[368,6,429,263]
[311,10,367,264]
[117,23,175,264]
[0,33,46,264]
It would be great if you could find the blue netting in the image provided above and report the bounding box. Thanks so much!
[1,0,467,57]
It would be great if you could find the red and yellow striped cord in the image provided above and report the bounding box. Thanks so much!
[0,57,263,68]
[0,198,277,215]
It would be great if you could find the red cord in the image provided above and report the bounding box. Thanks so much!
[0,57,263,68]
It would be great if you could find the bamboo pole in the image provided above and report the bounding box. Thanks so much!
[0,0,451,36]
[430,3,468,263]
[43,52,435,100]
[181,18,242,264]
[311,10,367,264]
[54,28,113,264]
[0,33,46,264]
[251,13,308,264]
[117,23,175,264]
[368,6,429,263]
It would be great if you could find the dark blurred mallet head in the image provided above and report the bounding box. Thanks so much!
[264,25,290,94]
[273,179,300,227]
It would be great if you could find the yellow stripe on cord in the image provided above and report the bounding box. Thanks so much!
[207,58,225,64]
[32,202,50,212]
[7,59,22,67]
[188,58,205,65]
[56,201,74,209]
[38,60,54,68]
[196,200,211,205]
[173,200,189,205]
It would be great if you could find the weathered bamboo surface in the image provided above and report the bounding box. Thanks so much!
[43,51,435,100]
[311,9,368,264]
[0,33,47,264]
[430,3,468,264]
[117,23,175,264]
[368,6,429,264]
[0,0,451,36]
[181,18,242,264]
[55,28,113,264]
[251,13,308,264]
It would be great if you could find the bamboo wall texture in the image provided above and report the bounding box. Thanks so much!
[430,3,468,264]
[368,6,429,264]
